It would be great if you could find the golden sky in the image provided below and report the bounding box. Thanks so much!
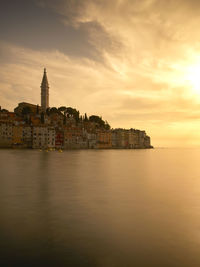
[1,0,200,147]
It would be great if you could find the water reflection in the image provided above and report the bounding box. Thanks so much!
[0,149,200,266]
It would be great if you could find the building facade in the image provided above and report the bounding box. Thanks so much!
[96,130,112,149]
[0,123,13,147]
[32,126,55,149]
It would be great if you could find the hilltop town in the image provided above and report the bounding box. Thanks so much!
[0,69,153,150]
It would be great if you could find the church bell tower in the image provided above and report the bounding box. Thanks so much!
[41,68,49,112]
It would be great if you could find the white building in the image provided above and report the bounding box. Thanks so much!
[86,132,97,149]
[32,126,55,149]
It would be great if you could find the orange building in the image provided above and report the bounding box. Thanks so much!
[0,111,17,123]
[64,126,87,149]
[30,115,41,126]
[50,113,64,126]
[96,130,112,149]
[12,126,23,147]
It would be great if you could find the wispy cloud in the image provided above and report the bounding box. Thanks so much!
[1,0,200,146]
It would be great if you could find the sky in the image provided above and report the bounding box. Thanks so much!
[1,0,200,147]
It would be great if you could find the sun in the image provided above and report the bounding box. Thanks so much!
[186,64,200,93]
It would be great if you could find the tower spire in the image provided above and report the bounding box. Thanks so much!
[41,68,49,112]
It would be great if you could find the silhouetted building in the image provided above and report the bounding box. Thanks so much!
[14,102,41,115]
[41,68,49,112]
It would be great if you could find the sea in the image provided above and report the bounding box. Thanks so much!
[0,148,200,267]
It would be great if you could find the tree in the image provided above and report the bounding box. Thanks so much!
[89,115,104,126]
[74,110,80,122]
[58,106,67,113]
[104,122,111,130]
[49,107,58,114]
[66,107,75,116]
[1,109,8,113]
[84,113,88,122]
[89,115,110,129]
[64,107,80,122]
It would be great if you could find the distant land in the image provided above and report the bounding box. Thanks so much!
[0,69,153,150]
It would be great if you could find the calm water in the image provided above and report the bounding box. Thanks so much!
[0,148,200,267]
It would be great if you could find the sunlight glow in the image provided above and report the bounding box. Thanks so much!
[186,64,200,93]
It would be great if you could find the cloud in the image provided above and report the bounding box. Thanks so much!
[45,0,200,65]
[2,0,200,146]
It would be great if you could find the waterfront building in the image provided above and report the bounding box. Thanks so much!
[128,129,138,149]
[144,135,151,148]
[63,127,72,149]
[123,130,130,148]
[133,130,140,148]
[12,126,23,147]
[41,68,49,112]
[0,123,13,147]
[22,126,32,148]
[81,129,88,148]
[32,126,55,149]
[30,114,41,126]
[13,125,32,148]
[111,130,118,148]
[86,131,97,149]
[133,129,151,148]
[55,128,64,149]
[0,111,17,123]
[96,130,112,149]
[0,112,9,123]
[111,129,125,148]
[64,126,86,149]
[139,130,146,148]
[111,129,151,149]
[78,129,88,149]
